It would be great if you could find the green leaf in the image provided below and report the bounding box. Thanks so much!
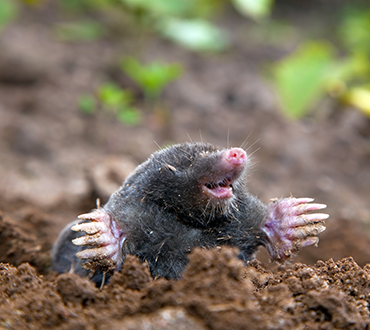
[120,0,192,16]
[272,41,335,119]
[119,0,219,18]
[158,18,229,52]
[117,107,141,125]
[78,95,96,114]
[339,9,370,54]
[232,0,273,20]
[55,20,106,41]
[121,57,182,98]
[98,83,132,107]
[0,0,17,32]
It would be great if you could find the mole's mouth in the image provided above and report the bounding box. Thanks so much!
[202,177,234,199]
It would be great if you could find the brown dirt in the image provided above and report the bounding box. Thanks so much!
[1,3,370,329]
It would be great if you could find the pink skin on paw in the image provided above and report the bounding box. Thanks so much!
[201,148,247,200]
[262,197,328,262]
[72,209,126,270]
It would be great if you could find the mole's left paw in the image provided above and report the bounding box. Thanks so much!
[262,197,328,262]
[71,209,126,272]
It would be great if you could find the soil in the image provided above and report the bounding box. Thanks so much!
[1,3,370,329]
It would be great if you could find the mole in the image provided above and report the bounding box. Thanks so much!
[52,142,328,286]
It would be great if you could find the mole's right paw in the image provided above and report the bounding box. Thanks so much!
[71,209,126,273]
[262,197,328,262]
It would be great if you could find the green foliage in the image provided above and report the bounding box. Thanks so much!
[78,58,182,125]
[121,0,216,17]
[78,83,141,126]
[116,107,141,125]
[55,21,106,41]
[121,57,183,99]
[78,95,96,114]
[54,0,274,53]
[339,9,370,54]
[271,6,370,119]
[232,0,274,20]
[273,41,335,119]
[159,18,229,52]
[97,83,141,125]
[0,0,18,32]
[98,83,133,107]
[123,0,230,53]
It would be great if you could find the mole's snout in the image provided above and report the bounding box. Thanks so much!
[224,148,247,165]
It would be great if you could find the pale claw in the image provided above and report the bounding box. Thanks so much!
[292,202,327,216]
[76,245,119,260]
[289,223,326,239]
[70,208,126,272]
[292,213,329,227]
[262,197,329,262]
[301,237,319,248]
[72,222,106,235]
[72,232,118,247]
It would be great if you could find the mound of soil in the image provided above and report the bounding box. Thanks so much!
[1,208,370,330]
[1,243,370,330]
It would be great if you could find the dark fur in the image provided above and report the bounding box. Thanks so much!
[52,142,269,282]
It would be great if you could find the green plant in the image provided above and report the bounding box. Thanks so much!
[121,57,183,100]
[0,0,18,32]
[78,95,96,114]
[56,0,275,52]
[78,57,183,125]
[271,6,370,119]
[158,18,229,52]
[272,41,335,119]
[121,0,275,51]
[78,83,141,126]
[233,0,274,20]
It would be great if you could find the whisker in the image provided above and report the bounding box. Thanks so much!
[153,140,162,150]
[245,138,261,153]
[199,130,203,143]
[227,126,230,149]
[240,130,254,150]
[248,146,261,159]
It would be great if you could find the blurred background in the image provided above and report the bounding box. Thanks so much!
[0,0,370,271]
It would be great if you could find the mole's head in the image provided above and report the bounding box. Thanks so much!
[136,142,249,227]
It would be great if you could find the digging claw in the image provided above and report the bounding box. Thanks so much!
[301,237,319,248]
[76,245,119,260]
[262,197,328,262]
[72,232,117,247]
[72,222,105,235]
[71,208,126,272]
[292,202,327,215]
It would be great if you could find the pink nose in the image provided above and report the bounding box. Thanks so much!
[225,148,247,165]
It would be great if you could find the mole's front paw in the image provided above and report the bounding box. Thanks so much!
[71,209,126,272]
[262,197,328,262]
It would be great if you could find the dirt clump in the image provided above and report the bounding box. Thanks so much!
[1,242,370,330]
